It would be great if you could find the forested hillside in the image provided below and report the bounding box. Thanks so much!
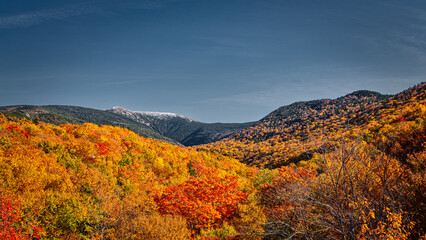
[197,83,424,168]
[0,105,253,146]
[0,116,264,239]
[0,83,425,239]
[0,105,178,144]
[196,82,426,239]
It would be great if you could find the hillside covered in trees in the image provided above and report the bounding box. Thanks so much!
[0,116,264,239]
[0,105,177,144]
[0,83,425,239]
[197,83,425,168]
[0,105,253,147]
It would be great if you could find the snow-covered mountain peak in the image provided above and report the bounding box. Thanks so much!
[109,106,195,121]
[135,111,187,119]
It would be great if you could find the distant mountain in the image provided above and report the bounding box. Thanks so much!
[4,84,420,151]
[197,84,426,168]
[0,105,254,146]
[233,90,390,143]
[0,105,178,144]
[107,107,254,146]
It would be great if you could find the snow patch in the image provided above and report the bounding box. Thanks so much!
[135,111,187,119]
[110,106,195,122]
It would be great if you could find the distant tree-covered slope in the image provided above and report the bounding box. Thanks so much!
[197,83,425,169]
[233,90,389,142]
[0,105,178,144]
[0,105,253,146]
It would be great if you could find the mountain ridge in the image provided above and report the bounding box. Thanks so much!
[0,104,254,146]
[0,85,422,149]
[0,105,179,144]
[107,107,254,146]
[197,83,425,168]
[110,106,197,122]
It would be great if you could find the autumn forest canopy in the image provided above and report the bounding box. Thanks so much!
[0,83,425,239]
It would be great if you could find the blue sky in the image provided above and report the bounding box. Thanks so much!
[0,0,425,122]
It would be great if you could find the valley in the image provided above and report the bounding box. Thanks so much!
[0,82,425,239]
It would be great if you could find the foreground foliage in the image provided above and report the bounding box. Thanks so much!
[0,116,262,239]
[198,83,426,239]
[1,83,425,239]
[242,86,426,239]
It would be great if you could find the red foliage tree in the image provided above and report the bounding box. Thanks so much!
[0,197,43,240]
[0,196,25,240]
[155,174,248,233]
[0,196,43,240]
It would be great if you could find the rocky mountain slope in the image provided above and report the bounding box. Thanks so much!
[107,107,254,146]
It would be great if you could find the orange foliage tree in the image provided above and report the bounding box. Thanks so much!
[155,171,248,234]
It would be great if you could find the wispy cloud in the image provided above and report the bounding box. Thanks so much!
[190,35,266,58]
[390,32,426,60]
[0,3,100,29]
[198,81,344,108]
[383,4,426,64]
[128,0,166,9]
[0,0,187,29]
[195,65,420,109]
[102,79,149,86]
[107,0,189,11]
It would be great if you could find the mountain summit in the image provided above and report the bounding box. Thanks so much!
[110,106,195,122]
[107,107,253,146]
